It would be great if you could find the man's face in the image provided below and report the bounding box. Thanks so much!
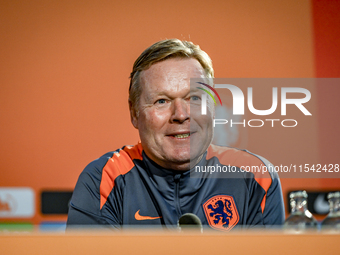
[130,58,214,171]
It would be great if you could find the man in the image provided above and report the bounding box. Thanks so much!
[67,39,285,231]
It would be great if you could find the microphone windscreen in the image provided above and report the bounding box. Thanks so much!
[178,213,203,233]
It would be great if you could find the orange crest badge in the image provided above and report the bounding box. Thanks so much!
[203,195,239,231]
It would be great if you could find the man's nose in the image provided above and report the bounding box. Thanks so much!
[170,99,190,123]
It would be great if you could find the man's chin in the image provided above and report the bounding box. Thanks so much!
[165,153,204,171]
[168,154,190,165]
[161,153,191,171]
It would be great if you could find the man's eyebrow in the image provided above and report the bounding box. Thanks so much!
[190,88,201,93]
[147,91,167,97]
[144,91,167,101]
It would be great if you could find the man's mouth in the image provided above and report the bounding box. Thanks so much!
[172,133,190,138]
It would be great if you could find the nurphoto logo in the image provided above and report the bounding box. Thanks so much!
[196,80,312,128]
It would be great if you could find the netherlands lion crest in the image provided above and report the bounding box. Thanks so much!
[203,195,239,231]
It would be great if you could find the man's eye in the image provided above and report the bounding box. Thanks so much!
[156,99,166,104]
[191,96,200,101]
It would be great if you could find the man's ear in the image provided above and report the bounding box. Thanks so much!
[129,100,138,129]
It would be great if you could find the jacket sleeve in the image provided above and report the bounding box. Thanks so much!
[262,175,285,226]
[66,153,121,230]
[257,156,285,226]
[244,151,285,226]
[246,174,285,227]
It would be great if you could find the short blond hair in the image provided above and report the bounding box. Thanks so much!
[129,39,214,115]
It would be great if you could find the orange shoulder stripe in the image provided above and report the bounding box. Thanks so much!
[123,142,143,161]
[207,144,272,213]
[99,143,143,209]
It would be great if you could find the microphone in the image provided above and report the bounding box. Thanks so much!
[178,213,203,233]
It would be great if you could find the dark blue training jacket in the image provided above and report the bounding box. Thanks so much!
[67,143,285,231]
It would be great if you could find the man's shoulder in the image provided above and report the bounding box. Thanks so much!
[83,143,143,176]
[207,144,279,183]
[207,144,269,168]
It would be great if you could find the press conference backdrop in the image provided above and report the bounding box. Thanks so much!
[0,0,339,230]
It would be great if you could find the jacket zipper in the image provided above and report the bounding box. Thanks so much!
[174,174,182,216]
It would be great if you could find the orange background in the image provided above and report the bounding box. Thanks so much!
[0,0,339,224]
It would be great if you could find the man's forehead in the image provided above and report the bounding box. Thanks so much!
[141,58,205,79]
